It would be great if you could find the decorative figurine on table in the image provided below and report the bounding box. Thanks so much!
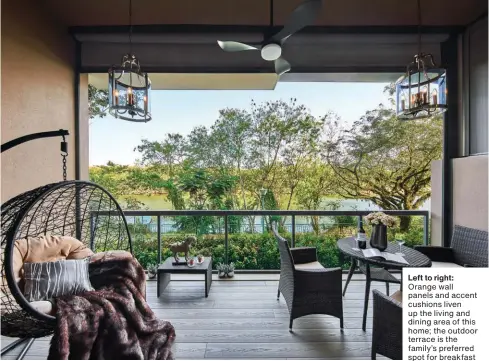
[169,236,196,265]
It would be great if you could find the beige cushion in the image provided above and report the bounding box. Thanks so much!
[30,300,55,316]
[12,234,94,291]
[390,290,402,304]
[90,250,133,263]
[431,262,464,268]
[295,261,324,270]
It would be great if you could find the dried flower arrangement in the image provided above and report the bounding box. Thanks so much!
[364,212,397,227]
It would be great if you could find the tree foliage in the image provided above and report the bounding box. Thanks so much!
[324,103,442,230]
[90,88,442,233]
[88,84,109,119]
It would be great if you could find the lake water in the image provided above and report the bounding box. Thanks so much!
[120,194,430,233]
[121,194,430,212]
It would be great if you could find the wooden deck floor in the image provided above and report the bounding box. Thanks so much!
[1,274,398,359]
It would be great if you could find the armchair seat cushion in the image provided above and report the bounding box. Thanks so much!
[295,261,324,270]
[431,262,464,269]
[390,290,402,304]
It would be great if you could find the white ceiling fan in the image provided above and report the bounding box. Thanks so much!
[217,0,323,76]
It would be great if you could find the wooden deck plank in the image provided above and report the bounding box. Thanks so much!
[175,328,371,343]
[2,277,389,359]
[204,341,372,359]
[170,317,372,331]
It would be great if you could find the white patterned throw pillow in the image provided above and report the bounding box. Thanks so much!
[23,258,93,302]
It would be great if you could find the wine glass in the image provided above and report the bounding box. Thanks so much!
[396,239,405,256]
[352,237,361,251]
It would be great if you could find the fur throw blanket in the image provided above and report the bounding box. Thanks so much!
[48,252,175,360]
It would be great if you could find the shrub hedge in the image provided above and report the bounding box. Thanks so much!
[131,216,427,269]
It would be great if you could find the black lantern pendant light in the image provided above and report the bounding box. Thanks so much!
[395,0,447,120]
[108,0,151,122]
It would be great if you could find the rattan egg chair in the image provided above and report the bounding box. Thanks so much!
[1,131,132,358]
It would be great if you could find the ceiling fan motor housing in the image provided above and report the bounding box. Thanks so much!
[261,43,282,61]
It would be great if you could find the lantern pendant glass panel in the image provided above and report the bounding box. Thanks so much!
[108,54,152,122]
[396,53,447,120]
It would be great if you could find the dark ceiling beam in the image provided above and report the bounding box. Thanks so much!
[70,24,465,37]
[80,65,406,74]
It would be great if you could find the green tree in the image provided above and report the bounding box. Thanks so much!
[89,162,130,196]
[88,84,109,119]
[211,108,253,210]
[324,102,442,231]
[248,99,320,210]
[185,126,215,169]
[296,162,335,233]
[135,134,186,176]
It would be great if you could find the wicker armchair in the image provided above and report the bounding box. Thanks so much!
[415,225,488,268]
[272,227,343,331]
[372,289,402,360]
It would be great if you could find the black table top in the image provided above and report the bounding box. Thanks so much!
[158,257,212,273]
[337,237,431,269]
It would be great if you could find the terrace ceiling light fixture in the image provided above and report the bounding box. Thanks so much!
[108,0,151,122]
[395,0,447,120]
[217,0,323,76]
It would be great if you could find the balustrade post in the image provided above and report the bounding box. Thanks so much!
[224,214,229,264]
[423,214,429,245]
[157,215,162,264]
[291,215,296,248]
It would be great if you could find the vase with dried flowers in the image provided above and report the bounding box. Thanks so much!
[364,212,397,251]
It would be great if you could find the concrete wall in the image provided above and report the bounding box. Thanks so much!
[431,155,488,245]
[1,0,76,202]
[430,160,443,246]
[467,16,488,155]
[452,155,488,232]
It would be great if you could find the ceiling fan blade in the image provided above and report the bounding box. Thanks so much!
[274,57,291,76]
[270,0,322,43]
[217,41,259,52]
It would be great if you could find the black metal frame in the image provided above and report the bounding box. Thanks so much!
[1,130,69,153]
[95,209,430,268]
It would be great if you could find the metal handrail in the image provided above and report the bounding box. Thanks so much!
[112,209,429,217]
[91,209,430,265]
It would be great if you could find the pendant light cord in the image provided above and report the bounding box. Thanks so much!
[270,0,274,27]
[129,0,133,56]
[417,0,422,56]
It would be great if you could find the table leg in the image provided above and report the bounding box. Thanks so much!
[343,258,357,296]
[157,272,170,298]
[205,263,212,297]
[362,264,371,331]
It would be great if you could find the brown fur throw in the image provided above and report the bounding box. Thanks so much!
[48,253,175,360]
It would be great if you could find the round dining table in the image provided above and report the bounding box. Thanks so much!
[337,237,431,330]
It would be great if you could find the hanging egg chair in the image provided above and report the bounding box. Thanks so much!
[1,131,132,346]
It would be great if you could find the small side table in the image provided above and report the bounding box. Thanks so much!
[157,257,213,298]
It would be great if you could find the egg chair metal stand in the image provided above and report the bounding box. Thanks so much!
[1,130,132,359]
